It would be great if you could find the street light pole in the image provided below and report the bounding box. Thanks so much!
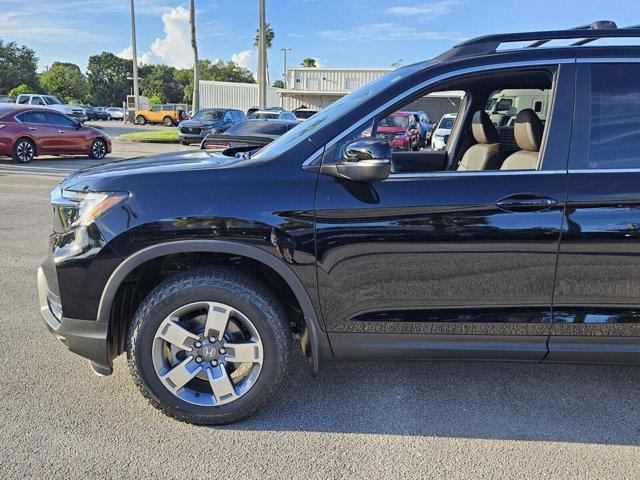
[258,0,267,110]
[280,47,291,89]
[129,0,140,111]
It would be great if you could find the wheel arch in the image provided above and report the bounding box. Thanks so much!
[98,240,327,373]
[14,136,38,156]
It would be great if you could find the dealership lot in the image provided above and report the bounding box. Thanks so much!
[2,170,640,478]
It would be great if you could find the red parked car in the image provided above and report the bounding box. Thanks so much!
[363,111,420,151]
[0,106,111,163]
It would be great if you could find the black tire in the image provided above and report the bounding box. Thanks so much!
[180,140,190,146]
[106,114,112,121]
[136,115,147,125]
[89,138,107,159]
[12,138,35,163]
[163,116,174,127]
[127,266,292,425]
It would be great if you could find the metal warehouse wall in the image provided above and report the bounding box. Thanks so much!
[199,81,283,111]
[405,97,463,124]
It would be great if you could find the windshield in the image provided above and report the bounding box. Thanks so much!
[44,96,63,105]
[226,121,291,135]
[438,117,455,129]
[252,62,425,160]
[193,109,223,121]
[294,110,317,119]
[248,112,279,120]
[379,115,408,128]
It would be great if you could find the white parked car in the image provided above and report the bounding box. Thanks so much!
[292,108,318,122]
[431,113,457,151]
[15,94,87,122]
[104,107,125,120]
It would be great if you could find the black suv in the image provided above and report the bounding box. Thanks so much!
[38,21,640,424]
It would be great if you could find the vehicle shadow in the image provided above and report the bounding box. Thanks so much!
[222,354,640,445]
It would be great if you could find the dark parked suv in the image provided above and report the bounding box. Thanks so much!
[38,21,640,424]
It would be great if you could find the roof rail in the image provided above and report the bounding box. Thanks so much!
[435,21,640,61]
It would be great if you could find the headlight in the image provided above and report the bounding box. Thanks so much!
[52,189,129,229]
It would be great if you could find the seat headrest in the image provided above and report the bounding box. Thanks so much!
[471,110,500,144]
[514,108,544,152]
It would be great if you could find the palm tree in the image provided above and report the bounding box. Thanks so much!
[300,57,317,68]
[253,23,274,84]
[189,0,199,112]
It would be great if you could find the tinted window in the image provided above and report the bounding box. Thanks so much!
[17,111,49,124]
[192,109,223,121]
[226,121,292,136]
[47,113,75,127]
[31,97,46,106]
[17,96,29,105]
[588,64,640,169]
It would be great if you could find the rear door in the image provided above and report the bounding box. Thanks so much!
[15,110,59,154]
[550,61,640,363]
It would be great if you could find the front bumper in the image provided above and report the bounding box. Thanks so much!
[37,265,112,376]
[179,132,209,143]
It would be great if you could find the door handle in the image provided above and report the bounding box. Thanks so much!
[28,126,37,131]
[58,130,66,134]
[495,193,557,212]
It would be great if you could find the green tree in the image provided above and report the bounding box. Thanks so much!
[253,23,274,49]
[272,79,284,88]
[87,52,132,106]
[148,93,162,105]
[178,60,255,103]
[300,57,317,67]
[38,62,88,103]
[0,40,39,93]
[8,84,31,98]
[139,64,184,103]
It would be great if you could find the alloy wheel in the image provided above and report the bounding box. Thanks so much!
[92,140,107,159]
[151,301,264,407]
[16,140,34,163]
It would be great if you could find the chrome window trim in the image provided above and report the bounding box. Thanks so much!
[576,57,640,64]
[569,169,640,174]
[389,169,567,180]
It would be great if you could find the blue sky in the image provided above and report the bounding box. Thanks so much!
[2,0,637,80]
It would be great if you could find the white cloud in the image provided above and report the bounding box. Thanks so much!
[320,23,461,42]
[231,50,255,71]
[387,0,459,16]
[140,6,193,68]
[116,46,134,60]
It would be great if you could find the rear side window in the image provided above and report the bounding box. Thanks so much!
[588,63,640,169]
[17,96,30,105]
[17,111,49,124]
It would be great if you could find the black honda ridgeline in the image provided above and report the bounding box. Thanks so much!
[38,21,640,424]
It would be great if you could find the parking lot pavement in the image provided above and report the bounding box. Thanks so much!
[85,120,171,137]
[2,173,640,479]
[0,141,195,177]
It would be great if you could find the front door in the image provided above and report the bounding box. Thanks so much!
[315,64,575,361]
[15,110,59,154]
[46,112,86,154]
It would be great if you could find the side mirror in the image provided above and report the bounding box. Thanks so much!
[321,139,391,183]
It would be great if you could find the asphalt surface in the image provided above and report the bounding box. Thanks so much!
[2,171,640,479]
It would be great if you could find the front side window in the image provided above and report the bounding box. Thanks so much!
[47,112,75,127]
[44,96,63,105]
[588,63,640,169]
[151,105,161,112]
[31,97,45,106]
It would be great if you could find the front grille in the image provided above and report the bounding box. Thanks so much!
[181,127,202,135]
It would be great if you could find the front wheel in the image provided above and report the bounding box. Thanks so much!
[127,266,292,424]
[12,138,35,163]
[163,116,174,127]
[136,115,147,125]
[89,139,107,159]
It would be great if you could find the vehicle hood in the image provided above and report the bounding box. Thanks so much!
[377,126,407,135]
[434,128,452,136]
[179,119,222,128]
[61,150,246,190]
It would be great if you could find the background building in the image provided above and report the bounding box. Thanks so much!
[280,67,464,123]
[199,68,464,124]
[199,80,282,112]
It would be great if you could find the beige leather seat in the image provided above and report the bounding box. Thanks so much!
[457,110,504,171]
[500,109,544,170]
